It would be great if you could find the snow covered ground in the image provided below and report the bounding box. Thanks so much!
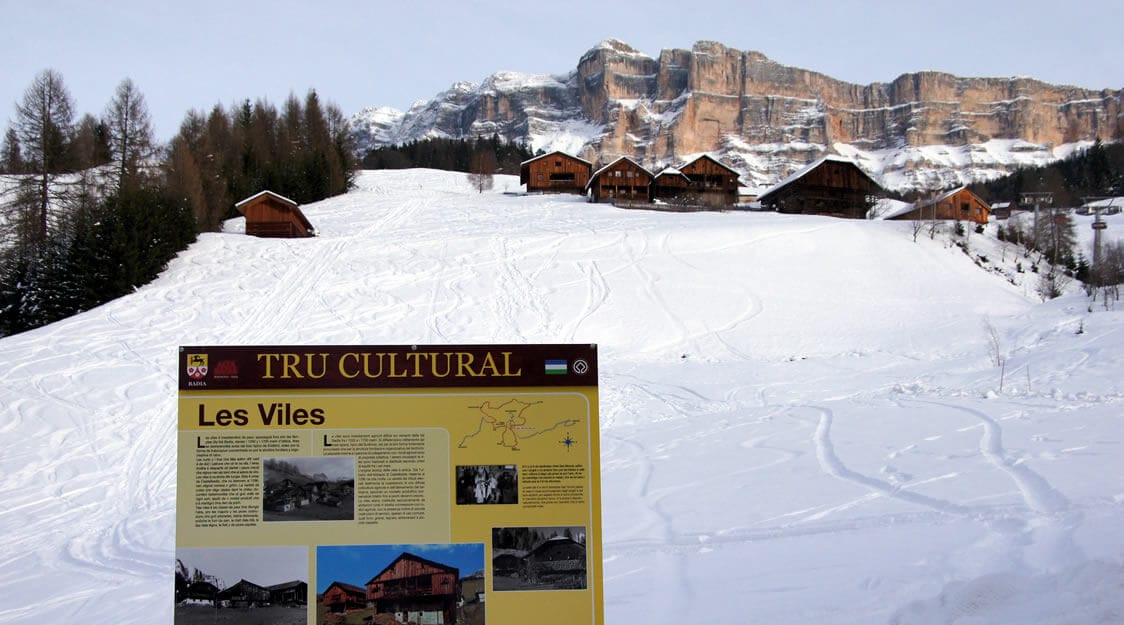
[1,169,1122,624]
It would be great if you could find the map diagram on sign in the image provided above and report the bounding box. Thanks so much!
[457,399,580,451]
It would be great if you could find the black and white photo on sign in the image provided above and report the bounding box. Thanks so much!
[262,456,355,522]
[491,526,587,591]
[175,546,307,625]
[455,464,518,505]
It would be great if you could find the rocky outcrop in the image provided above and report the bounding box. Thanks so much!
[350,39,1122,192]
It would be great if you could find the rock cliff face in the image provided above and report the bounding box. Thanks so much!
[351,39,1123,192]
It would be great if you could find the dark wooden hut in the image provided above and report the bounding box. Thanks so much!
[520,151,592,194]
[678,154,741,206]
[758,156,885,219]
[586,156,653,203]
[322,581,366,614]
[524,537,587,588]
[889,187,991,224]
[365,552,459,625]
[217,579,270,608]
[235,190,315,238]
[267,580,307,606]
[650,167,692,203]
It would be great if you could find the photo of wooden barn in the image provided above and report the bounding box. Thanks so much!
[365,552,460,625]
[235,190,316,238]
[491,526,588,591]
[586,156,653,203]
[520,151,592,194]
[268,580,308,606]
[758,155,886,218]
[217,579,271,608]
[888,186,991,224]
[321,581,366,614]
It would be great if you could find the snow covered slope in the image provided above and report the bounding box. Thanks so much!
[1,170,1122,624]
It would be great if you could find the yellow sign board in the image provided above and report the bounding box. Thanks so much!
[176,345,602,625]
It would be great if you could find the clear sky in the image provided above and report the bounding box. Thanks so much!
[3,0,1121,142]
[317,543,485,593]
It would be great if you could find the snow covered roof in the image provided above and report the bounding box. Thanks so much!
[588,156,651,180]
[586,156,653,191]
[873,198,917,220]
[234,189,298,210]
[654,166,688,179]
[520,150,592,168]
[678,153,741,176]
[757,155,878,202]
[914,186,989,210]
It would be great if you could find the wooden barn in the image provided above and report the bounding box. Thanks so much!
[758,156,885,219]
[586,156,653,203]
[322,581,366,614]
[235,190,315,238]
[524,537,587,588]
[889,187,991,224]
[677,154,741,206]
[366,552,459,625]
[520,151,592,194]
[650,167,692,203]
[183,580,219,605]
[217,579,270,608]
[267,580,308,606]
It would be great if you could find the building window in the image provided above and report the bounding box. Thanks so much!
[555,160,562,167]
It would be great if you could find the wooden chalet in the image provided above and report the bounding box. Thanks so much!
[677,154,741,206]
[183,580,219,605]
[889,187,991,224]
[524,537,587,587]
[267,580,308,606]
[235,190,315,238]
[217,579,270,608]
[366,552,459,625]
[758,156,885,219]
[492,550,525,577]
[322,581,366,613]
[586,156,653,203]
[520,151,592,194]
[651,167,692,203]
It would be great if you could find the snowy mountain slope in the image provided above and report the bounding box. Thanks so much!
[1,170,1123,625]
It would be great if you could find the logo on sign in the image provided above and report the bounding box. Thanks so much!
[214,359,239,379]
[186,354,209,379]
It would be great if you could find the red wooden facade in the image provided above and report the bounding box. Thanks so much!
[322,581,365,613]
[520,151,592,194]
[759,156,885,219]
[235,190,315,238]
[365,553,459,625]
[586,157,653,203]
[890,187,991,224]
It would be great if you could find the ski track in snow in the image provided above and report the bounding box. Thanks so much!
[2,171,1123,625]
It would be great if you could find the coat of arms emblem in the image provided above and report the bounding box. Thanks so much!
[186,354,209,379]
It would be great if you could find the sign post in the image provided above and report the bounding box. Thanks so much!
[176,344,602,625]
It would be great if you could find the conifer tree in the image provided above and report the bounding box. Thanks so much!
[103,78,156,193]
[11,69,76,249]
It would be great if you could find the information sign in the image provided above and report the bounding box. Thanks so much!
[176,344,602,625]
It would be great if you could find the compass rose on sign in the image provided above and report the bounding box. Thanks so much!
[560,432,577,451]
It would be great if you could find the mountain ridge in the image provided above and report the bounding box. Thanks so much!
[350,39,1122,193]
